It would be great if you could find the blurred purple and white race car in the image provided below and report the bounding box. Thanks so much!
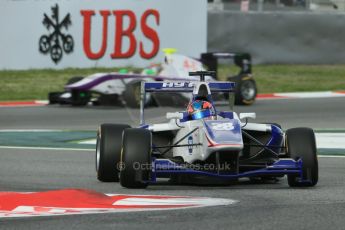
[48,49,257,107]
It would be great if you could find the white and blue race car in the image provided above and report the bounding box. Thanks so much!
[96,71,318,188]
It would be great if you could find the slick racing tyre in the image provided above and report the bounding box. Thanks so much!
[286,128,318,187]
[71,90,91,106]
[65,76,91,106]
[96,124,131,182]
[48,92,63,104]
[66,76,84,85]
[120,128,152,188]
[122,81,142,108]
[122,80,155,108]
[229,75,257,105]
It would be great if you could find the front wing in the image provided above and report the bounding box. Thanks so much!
[148,158,307,183]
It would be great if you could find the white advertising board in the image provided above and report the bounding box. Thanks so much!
[0,0,207,69]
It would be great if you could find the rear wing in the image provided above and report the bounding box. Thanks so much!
[139,80,236,125]
[200,52,252,79]
[144,81,236,93]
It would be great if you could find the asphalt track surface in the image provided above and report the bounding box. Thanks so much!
[1,97,345,130]
[0,97,345,230]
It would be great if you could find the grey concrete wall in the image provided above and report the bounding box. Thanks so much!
[208,11,345,64]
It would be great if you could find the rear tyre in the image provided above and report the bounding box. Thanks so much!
[122,81,142,108]
[66,76,91,106]
[96,124,131,182]
[286,128,318,187]
[120,128,152,188]
[122,81,155,108]
[48,91,90,106]
[70,90,91,106]
[229,75,257,105]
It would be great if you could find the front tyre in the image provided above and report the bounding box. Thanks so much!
[286,128,318,187]
[96,124,131,182]
[48,92,63,104]
[120,128,152,188]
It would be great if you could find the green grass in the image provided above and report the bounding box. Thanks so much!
[0,67,138,101]
[255,65,345,93]
[218,64,345,94]
[0,65,344,101]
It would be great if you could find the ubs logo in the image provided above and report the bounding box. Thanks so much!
[39,4,74,64]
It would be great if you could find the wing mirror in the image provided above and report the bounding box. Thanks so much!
[166,112,184,120]
[239,113,256,120]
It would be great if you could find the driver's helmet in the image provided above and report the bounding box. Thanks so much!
[187,100,216,120]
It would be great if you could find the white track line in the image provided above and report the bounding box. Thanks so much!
[315,133,345,149]
[0,129,64,132]
[0,146,94,152]
[318,155,345,158]
[78,139,96,144]
[275,91,345,99]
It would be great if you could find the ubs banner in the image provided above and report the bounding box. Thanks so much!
[0,0,207,69]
